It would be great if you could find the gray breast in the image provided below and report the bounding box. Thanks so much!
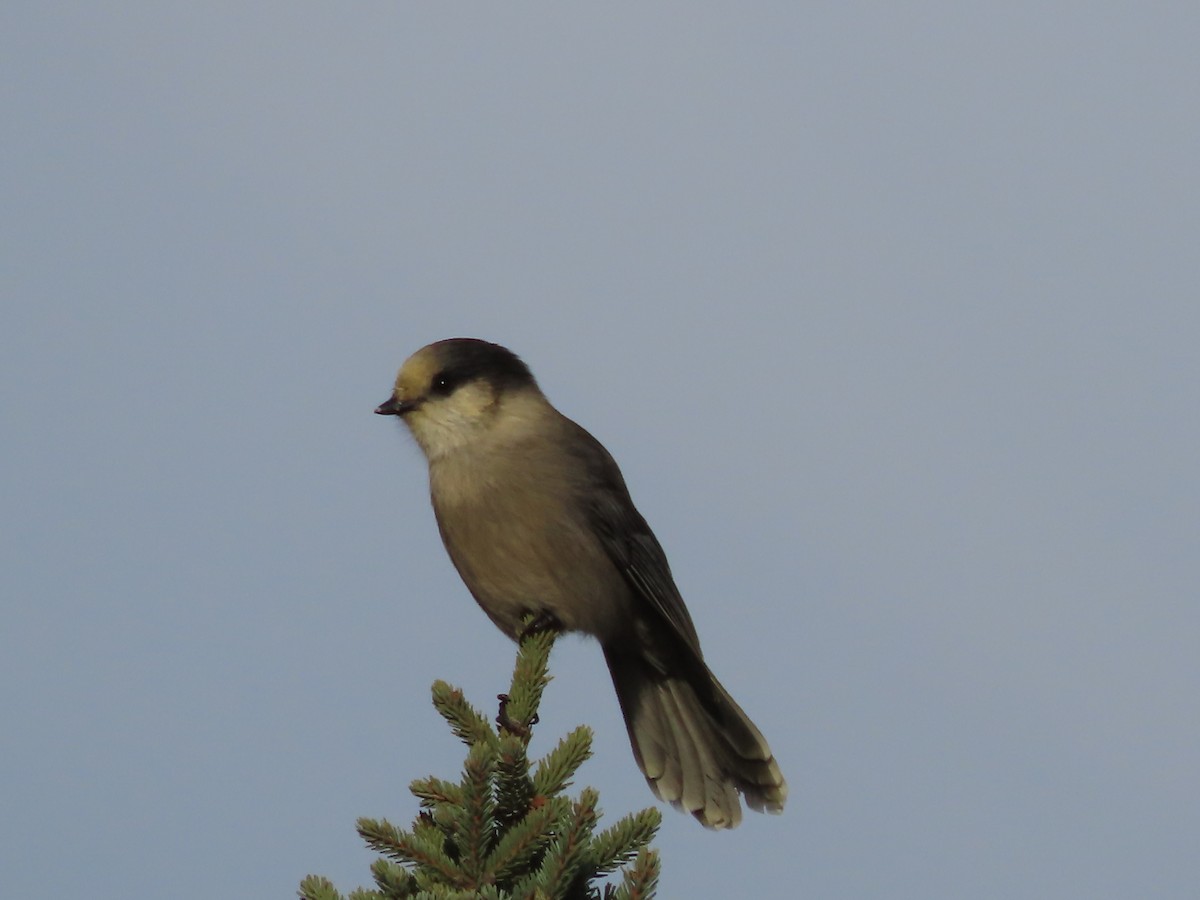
[430,445,633,640]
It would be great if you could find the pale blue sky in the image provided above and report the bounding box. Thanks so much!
[3,4,1198,897]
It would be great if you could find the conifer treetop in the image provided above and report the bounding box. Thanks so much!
[301,625,661,900]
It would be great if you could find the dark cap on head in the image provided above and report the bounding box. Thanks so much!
[428,339,537,394]
[375,338,537,416]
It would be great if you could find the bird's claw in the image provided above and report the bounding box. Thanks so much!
[518,610,562,640]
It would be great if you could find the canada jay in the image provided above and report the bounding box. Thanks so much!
[375,338,786,828]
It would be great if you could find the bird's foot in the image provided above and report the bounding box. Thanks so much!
[518,610,562,640]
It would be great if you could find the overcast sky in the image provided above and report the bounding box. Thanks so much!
[3,4,1198,898]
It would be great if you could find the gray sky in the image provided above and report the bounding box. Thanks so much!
[3,4,1197,897]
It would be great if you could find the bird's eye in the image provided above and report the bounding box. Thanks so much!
[430,371,457,396]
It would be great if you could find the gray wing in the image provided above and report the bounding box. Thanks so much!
[563,418,704,656]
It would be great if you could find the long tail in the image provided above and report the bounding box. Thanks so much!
[603,646,787,829]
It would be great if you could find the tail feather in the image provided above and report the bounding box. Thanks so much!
[604,646,787,829]
[660,680,708,816]
[666,678,742,824]
[635,687,683,804]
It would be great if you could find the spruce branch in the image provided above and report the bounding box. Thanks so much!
[356,816,464,885]
[453,742,497,881]
[368,858,415,898]
[498,623,555,736]
[432,680,497,750]
[302,626,660,898]
[494,732,535,831]
[608,849,660,900]
[409,775,465,810]
[532,726,593,797]
[482,796,566,884]
[510,787,600,899]
[298,875,344,900]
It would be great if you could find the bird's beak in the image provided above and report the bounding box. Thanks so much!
[375,396,416,416]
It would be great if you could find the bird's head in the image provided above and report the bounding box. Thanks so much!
[375,338,540,460]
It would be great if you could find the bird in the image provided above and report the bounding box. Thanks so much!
[375,337,786,828]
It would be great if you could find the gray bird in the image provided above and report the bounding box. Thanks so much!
[375,338,786,828]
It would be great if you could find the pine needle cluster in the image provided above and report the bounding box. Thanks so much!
[300,628,661,900]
